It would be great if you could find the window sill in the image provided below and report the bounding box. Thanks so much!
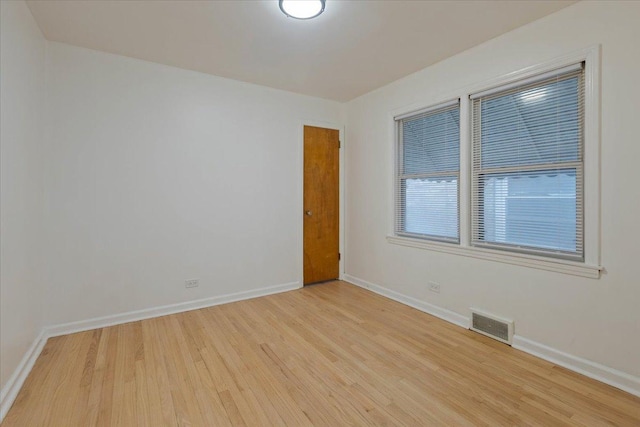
[386,235,602,279]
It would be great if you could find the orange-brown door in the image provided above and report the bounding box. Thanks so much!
[304,126,339,285]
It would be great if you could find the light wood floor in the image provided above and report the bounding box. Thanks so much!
[3,281,639,426]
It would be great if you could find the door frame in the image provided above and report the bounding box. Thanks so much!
[298,120,345,287]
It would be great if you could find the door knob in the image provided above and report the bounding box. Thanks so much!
[305,210,312,216]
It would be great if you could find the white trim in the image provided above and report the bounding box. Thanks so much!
[513,336,640,398]
[343,274,470,329]
[387,235,601,278]
[582,45,601,267]
[465,46,598,101]
[45,281,300,338]
[343,275,640,398]
[394,98,459,121]
[459,95,471,246]
[469,62,583,99]
[299,120,346,285]
[388,112,398,237]
[0,330,48,422]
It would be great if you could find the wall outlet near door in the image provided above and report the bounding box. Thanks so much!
[185,279,199,288]
[428,282,441,293]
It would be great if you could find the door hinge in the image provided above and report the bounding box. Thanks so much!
[338,140,341,149]
[338,253,341,261]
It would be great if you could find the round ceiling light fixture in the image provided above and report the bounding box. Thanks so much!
[279,0,326,20]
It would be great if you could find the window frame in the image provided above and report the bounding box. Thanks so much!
[470,64,585,261]
[394,99,461,243]
[388,46,601,278]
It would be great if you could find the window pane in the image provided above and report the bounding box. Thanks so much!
[479,170,577,252]
[480,76,580,169]
[472,66,584,259]
[403,107,459,174]
[397,102,460,242]
[402,177,458,240]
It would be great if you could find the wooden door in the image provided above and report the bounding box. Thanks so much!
[304,126,339,285]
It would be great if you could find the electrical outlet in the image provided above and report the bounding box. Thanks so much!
[185,279,199,288]
[428,282,441,293]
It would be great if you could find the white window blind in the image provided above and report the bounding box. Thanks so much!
[471,63,585,260]
[396,100,460,242]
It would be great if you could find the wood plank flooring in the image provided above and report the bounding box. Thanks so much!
[3,281,640,426]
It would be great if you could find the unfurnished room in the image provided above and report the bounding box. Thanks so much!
[1,0,639,425]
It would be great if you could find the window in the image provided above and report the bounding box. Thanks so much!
[471,63,585,260]
[395,100,460,242]
[390,50,600,276]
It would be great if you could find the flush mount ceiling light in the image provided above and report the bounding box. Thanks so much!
[279,0,326,20]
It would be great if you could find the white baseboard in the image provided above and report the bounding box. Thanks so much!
[45,281,301,338]
[343,274,640,398]
[0,281,300,422]
[0,330,48,422]
[513,336,640,398]
[343,274,470,329]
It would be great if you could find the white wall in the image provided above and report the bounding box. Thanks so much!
[0,1,46,389]
[44,42,343,326]
[345,1,640,378]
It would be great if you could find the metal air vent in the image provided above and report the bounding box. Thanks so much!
[470,308,514,345]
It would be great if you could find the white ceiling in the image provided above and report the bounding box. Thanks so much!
[26,0,575,102]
